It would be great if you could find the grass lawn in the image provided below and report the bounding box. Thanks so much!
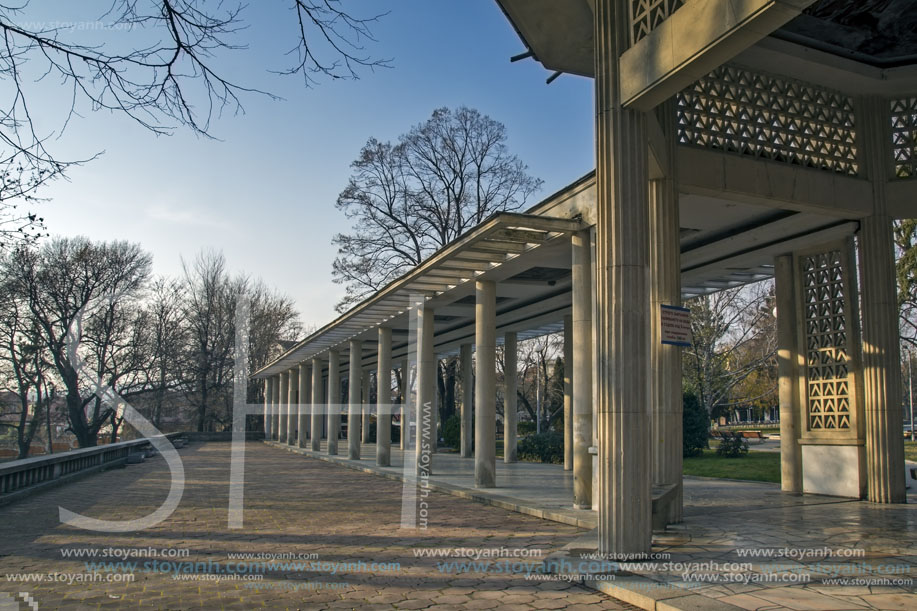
[906,441,917,463]
[683,449,781,483]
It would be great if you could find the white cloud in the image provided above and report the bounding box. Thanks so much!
[146,204,233,231]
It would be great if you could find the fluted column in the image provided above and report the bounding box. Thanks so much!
[362,370,372,444]
[327,351,340,455]
[649,100,683,523]
[775,255,802,493]
[272,374,281,440]
[475,280,497,488]
[858,96,906,503]
[377,327,393,466]
[594,0,652,554]
[348,340,363,460]
[278,371,289,443]
[416,305,436,477]
[860,217,906,502]
[504,332,518,463]
[460,344,473,458]
[400,357,409,451]
[263,377,273,440]
[572,231,594,509]
[311,358,324,452]
[286,368,298,445]
[563,315,573,471]
[298,362,312,448]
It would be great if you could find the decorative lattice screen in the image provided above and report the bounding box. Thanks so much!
[801,251,851,431]
[631,0,685,44]
[891,97,917,179]
[677,65,859,176]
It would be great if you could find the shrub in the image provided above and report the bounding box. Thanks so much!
[716,432,749,458]
[518,421,536,435]
[517,431,564,464]
[683,391,709,458]
[442,414,461,449]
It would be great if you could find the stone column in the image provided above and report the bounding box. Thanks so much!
[277,371,289,443]
[563,315,573,471]
[327,351,340,455]
[572,231,594,509]
[432,359,440,453]
[859,218,906,503]
[649,103,683,522]
[594,0,652,554]
[263,377,273,440]
[298,362,312,448]
[504,332,518,463]
[400,358,409,451]
[416,305,436,477]
[310,358,323,452]
[362,370,372,444]
[286,367,299,445]
[475,280,497,488]
[858,96,906,503]
[775,255,803,493]
[348,340,363,460]
[460,344,473,458]
[377,327,393,467]
[272,374,281,440]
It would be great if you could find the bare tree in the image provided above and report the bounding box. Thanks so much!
[6,237,152,447]
[81,293,152,443]
[682,281,777,420]
[247,279,302,403]
[895,219,917,349]
[182,250,300,431]
[0,1,388,249]
[143,277,188,428]
[332,107,543,311]
[0,160,60,249]
[0,1,388,153]
[0,271,53,457]
[181,251,236,432]
[500,334,563,432]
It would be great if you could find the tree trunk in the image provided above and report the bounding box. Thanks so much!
[16,392,30,459]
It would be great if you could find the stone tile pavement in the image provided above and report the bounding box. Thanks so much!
[267,440,917,611]
[0,442,636,610]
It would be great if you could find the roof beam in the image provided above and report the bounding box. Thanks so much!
[470,240,529,254]
[488,228,550,243]
[678,147,873,219]
[620,0,816,110]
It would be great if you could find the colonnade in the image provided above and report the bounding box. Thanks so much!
[261,229,608,504]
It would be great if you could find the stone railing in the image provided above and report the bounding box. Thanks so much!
[0,433,184,505]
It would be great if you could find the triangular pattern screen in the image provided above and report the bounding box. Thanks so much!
[802,251,851,431]
[891,97,917,179]
[631,0,685,44]
[676,65,859,176]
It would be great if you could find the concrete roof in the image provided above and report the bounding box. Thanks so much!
[253,213,585,378]
[777,0,917,67]
[494,0,917,80]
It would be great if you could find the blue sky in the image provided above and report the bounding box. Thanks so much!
[31,1,595,327]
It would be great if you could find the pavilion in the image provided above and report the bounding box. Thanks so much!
[253,0,917,555]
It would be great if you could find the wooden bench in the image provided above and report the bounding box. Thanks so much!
[739,430,767,444]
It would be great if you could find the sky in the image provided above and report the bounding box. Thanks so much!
[24,1,595,329]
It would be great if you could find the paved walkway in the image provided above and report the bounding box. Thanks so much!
[0,442,635,610]
[269,440,917,611]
